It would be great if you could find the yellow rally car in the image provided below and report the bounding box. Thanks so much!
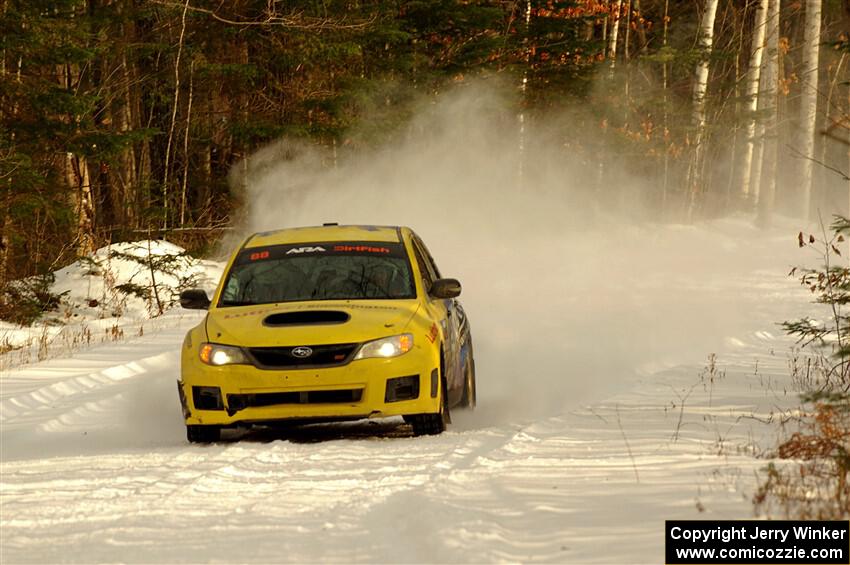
[177,224,476,442]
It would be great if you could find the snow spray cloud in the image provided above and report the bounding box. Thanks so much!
[235,81,799,427]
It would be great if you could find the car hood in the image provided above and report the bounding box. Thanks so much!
[205,300,421,347]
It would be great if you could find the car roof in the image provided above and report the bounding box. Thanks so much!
[245,225,408,248]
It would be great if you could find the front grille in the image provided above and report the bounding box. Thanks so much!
[247,343,359,369]
[227,389,363,411]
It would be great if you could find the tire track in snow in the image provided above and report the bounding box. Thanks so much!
[0,421,531,563]
[340,350,797,564]
[0,312,202,435]
[261,423,555,563]
[0,354,796,564]
[0,351,175,429]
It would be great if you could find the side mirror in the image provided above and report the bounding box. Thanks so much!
[180,289,211,310]
[430,278,462,299]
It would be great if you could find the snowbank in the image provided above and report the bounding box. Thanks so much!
[0,240,223,355]
[52,240,222,320]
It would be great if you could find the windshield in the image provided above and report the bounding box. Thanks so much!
[219,241,416,306]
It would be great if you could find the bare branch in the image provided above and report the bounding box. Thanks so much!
[161,0,190,230]
[149,0,374,30]
[821,116,850,147]
[787,145,850,181]
[0,165,18,180]
[615,404,640,484]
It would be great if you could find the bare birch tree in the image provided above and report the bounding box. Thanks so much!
[162,0,191,229]
[797,0,822,221]
[687,0,720,218]
[517,0,532,188]
[179,59,195,227]
[750,62,768,204]
[0,0,10,286]
[756,0,781,225]
[607,0,622,68]
[735,0,768,202]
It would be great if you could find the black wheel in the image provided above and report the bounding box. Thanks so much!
[459,354,476,409]
[410,376,449,436]
[187,424,220,443]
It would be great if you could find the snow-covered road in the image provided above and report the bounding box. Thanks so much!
[0,220,814,563]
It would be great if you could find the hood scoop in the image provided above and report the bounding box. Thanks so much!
[263,310,351,327]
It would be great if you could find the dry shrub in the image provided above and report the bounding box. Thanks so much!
[755,217,850,519]
[753,398,850,519]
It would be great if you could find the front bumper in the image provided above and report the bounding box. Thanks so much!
[179,347,440,426]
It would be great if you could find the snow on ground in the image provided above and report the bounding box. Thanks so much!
[0,219,819,564]
[0,240,223,363]
[51,240,221,320]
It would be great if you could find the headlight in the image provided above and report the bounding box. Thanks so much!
[354,334,413,360]
[199,343,249,366]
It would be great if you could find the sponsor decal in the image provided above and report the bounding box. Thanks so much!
[333,245,391,254]
[233,241,409,267]
[272,303,400,311]
[426,323,438,343]
[286,246,327,254]
[222,308,273,319]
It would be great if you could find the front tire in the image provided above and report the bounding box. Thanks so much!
[410,376,449,436]
[187,424,220,443]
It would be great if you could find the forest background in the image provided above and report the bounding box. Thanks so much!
[1,0,849,296]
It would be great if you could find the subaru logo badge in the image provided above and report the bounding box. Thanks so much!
[291,346,313,358]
